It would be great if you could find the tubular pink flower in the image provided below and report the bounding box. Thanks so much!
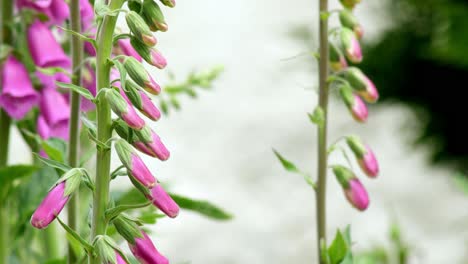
[39,87,70,140]
[80,64,97,111]
[27,20,71,68]
[344,178,369,211]
[144,130,170,161]
[150,49,167,69]
[357,77,379,103]
[30,182,70,229]
[145,75,161,95]
[351,95,368,122]
[0,56,39,120]
[80,0,94,31]
[129,231,169,264]
[17,0,70,25]
[139,91,161,121]
[341,28,362,63]
[107,89,145,130]
[115,139,156,188]
[116,39,143,62]
[358,146,379,177]
[146,184,179,218]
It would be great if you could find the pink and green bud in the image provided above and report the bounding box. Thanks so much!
[129,231,169,264]
[343,67,379,103]
[135,126,170,161]
[115,252,126,264]
[130,37,167,69]
[124,57,161,94]
[125,80,161,121]
[115,139,156,188]
[120,83,143,110]
[329,43,348,71]
[115,39,142,62]
[346,136,379,177]
[160,0,176,8]
[126,11,157,47]
[340,28,362,64]
[339,9,363,39]
[332,165,369,211]
[339,86,368,122]
[129,0,168,32]
[0,55,39,120]
[339,0,361,9]
[27,20,71,68]
[146,184,179,218]
[106,89,145,130]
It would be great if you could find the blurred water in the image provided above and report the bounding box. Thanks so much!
[9,0,468,263]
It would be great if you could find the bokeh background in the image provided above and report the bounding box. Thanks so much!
[10,0,468,263]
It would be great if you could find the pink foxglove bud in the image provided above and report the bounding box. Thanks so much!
[116,39,142,62]
[339,9,363,39]
[126,11,157,47]
[126,80,161,121]
[146,184,179,218]
[135,126,170,161]
[332,165,369,211]
[129,231,169,264]
[106,89,145,130]
[341,28,362,63]
[343,67,379,103]
[339,0,361,9]
[115,252,126,264]
[115,139,157,188]
[339,86,368,122]
[124,57,161,95]
[30,182,69,229]
[39,86,70,140]
[160,0,176,8]
[27,20,71,68]
[0,56,39,120]
[346,136,379,177]
[130,37,167,69]
[143,0,168,32]
[329,43,348,71]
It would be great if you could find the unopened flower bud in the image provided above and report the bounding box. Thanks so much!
[339,9,363,39]
[332,165,369,211]
[339,86,368,122]
[106,89,145,130]
[160,0,176,8]
[341,28,362,63]
[146,184,179,218]
[142,0,168,32]
[116,39,142,62]
[346,136,379,177]
[130,37,167,69]
[115,139,157,188]
[339,0,361,9]
[126,11,157,46]
[129,230,169,264]
[135,126,170,161]
[124,57,161,95]
[329,43,348,71]
[343,67,379,103]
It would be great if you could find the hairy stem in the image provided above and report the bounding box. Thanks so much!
[67,0,84,263]
[0,0,13,262]
[89,0,125,263]
[316,0,329,263]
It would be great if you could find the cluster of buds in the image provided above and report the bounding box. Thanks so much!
[327,1,380,211]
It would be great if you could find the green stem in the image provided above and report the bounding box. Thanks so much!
[316,0,329,263]
[89,1,124,263]
[67,0,84,263]
[42,222,60,259]
[0,0,14,262]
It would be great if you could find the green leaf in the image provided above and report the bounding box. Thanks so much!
[308,106,325,127]
[328,230,348,264]
[42,137,67,162]
[320,11,331,21]
[34,153,72,172]
[56,81,95,101]
[453,172,468,195]
[273,149,299,173]
[169,193,232,220]
[0,165,38,186]
[80,114,97,138]
[106,202,152,221]
[56,217,94,254]
[58,26,95,45]
[37,66,71,77]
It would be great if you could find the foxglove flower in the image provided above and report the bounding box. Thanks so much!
[106,89,145,130]
[80,64,97,111]
[147,184,179,218]
[160,0,176,8]
[28,20,71,68]
[125,80,161,121]
[346,136,379,177]
[134,126,170,161]
[340,28,362,63]
[129,231,169,264]
[0,56,39,120]
[17,0,70,25]
[30,182,69,229]
[129,0,168,32]
[130,37,167,69]
[339,86,368,122]
[126,11,157,46]
[115,39,142,62]
[339,9,363,39]
[80,0,94,31]
[39,87,70,139]
[333,165,369,211]
[343,67,379,103]
[124,57,161,94]
[115,139,157,188]
[329,42,347,71]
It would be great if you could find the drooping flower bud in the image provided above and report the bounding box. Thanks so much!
[146,184,179,218]
[343,67,379,103]
[134,125,170,161]
[114,121,161,157]
[120,84,142,110]
[340,28,362,64]
[31,168,83,229]
[346,136,379,177]
[27,20,71,68]
[115,139,157,188]
[339,85,368,122]
[94,235,129,264]
[124,57,161,94]
[126,11,157,47]
[125,80,161,121]
[115,39,142,62]
[130,37,167,69]
[160,0,176,8]
[106,89,145,130]
[339,9,363,39]
[129,230,169,264]
[339,0,361,9]
[329,42,347,71]
[142,0,168,32]
[332,165,369,211]
[0,56,39,120]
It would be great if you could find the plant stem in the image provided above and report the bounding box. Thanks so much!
[42,222,60,259]
[0,0,13,262]
[67,0,84,263]
[316,0,329,263]
[89,1,124,263]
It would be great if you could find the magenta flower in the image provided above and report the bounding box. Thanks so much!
[106,89,145,130]
[115,139,156,188]
[356,77,379,103]
[150,49,167,69]
[17,0,70,25]
[145,75,161,95]
[146,185,179,218]
[84,27,97,56]
[28,20,70,68]
[30,182,69,229]
[344,178,369,211]
[116,39,143,62]
[339,86,368,123]
[139,91,161,121]
[80,64,97,111]
[39,87,70,140]
[329,43,347,71]
[115,252,126,264]
[160,0,176,8]
[129,231,169,264]
[135,127,170,161]
[343,67,379,103]
[80,0,94,31]
[341,28,362,63]
[358,146,379,177]
[0,56,39,120]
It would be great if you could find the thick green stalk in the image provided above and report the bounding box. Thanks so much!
[89,1,125,263]
[316,0,329,263]
[67,0,84,263]
[0,0,13,262]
